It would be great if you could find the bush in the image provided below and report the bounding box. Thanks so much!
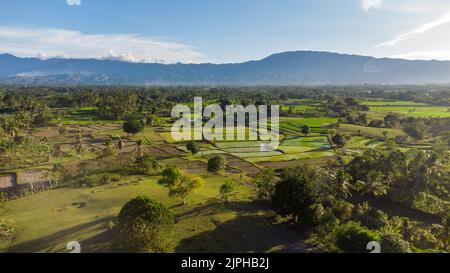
[254,169,276,200]
[352,203,389,229]
[335,221,380,253]
[67,172,122,188]
[301,125,310,136]
[404,126,425,140]
[113,196,175,253]
[147,114,161,126]
[302,204,326,227]
[332,134,346,147]
[158,166,204,205]
[368,120,383,128]
[272,166,320,221]
[123,119,144,135]
[220,180,236,203]
[186,141,200,155]
[331,199,354,222]
[207,155,226,173]
[381,232,413,253]
[135,155,161,175]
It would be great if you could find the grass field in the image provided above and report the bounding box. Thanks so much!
[0,174,306,253]
[339,124,406,139]
[358,99,428,106]
[370,106,450,118]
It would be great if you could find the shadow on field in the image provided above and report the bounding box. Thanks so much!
[7,217,112,253]
[175,200,311,253]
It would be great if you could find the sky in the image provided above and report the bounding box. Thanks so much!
[1,0,450,63]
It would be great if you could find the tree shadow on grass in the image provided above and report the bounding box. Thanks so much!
[7,217,112,253]
[175,200,312,253]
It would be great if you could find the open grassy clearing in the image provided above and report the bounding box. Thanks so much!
[357,99,428,106]
[58,108,121,126]
[1,174,306,253]
[370,106,450,118]
[345,136,383,149]
[339,124,406,139]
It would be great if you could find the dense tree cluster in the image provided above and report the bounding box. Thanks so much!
[113,196,175,253]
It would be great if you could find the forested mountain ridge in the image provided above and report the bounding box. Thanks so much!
[2,51,450,85]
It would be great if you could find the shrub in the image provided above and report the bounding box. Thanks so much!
[113,196,175,253]
[220,180,236,203]
[404,126,425,140]
[335,221,380,253]
[67,172,122,188]
[331,199,354,222]
[302,203,326,227]
[147,114,161,126]
[123,119,144,135]
[332,134,346,147]
[186,141,200,155]
[369,120,383,128]
[272,166,320,221]
[158,166,204,205]
[207,155,226,173]
[135,155,161,175]
[254,169,277,200]
[381,232,413,253]
[301,125,310,136]
[352,203,389,229]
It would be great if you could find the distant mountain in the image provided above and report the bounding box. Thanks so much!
[2,51,450,85]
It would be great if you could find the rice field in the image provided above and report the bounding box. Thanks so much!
[369,106,450,118]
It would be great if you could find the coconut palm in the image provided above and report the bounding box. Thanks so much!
[74,130,85,158]
[133,140,144,158]
[115,136,125,151]
[362,170,389,197]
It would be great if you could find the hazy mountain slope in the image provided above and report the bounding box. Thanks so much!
[1,51,450,85]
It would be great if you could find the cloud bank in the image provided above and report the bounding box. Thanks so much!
[0,26,205,64]
[66,0,81,6]
[361,0,450,13]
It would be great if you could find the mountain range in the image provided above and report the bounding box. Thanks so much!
[1,51,450,85]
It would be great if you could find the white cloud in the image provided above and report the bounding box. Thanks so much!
[66,0,81,6]
[361,0,381,12]
[361,0,450,13]
[0,26,205,64]
[377,12,450,47]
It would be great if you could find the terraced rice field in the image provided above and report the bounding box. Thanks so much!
[279,117,338,135]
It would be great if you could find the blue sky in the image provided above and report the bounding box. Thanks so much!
[1,0,450,63]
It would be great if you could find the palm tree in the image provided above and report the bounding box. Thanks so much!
[74,130,85,159]
[115,136,125,151]
[335,170,352,198]
[133,140,144,158]
[362,170,389,197]
[436,215,450,251]
[102,135,116,156]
